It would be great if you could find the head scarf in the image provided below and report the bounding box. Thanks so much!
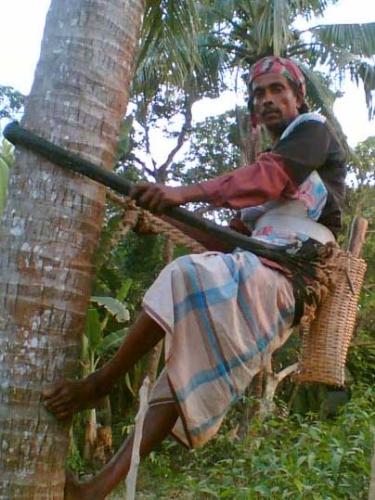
[247,56,306,127]
[248,56,306,97]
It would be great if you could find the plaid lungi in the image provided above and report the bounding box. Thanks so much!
[143,250,295,448]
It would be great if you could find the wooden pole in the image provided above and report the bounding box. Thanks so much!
[348,217,368,258]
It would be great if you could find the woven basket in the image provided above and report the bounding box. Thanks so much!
[296,250,367,386]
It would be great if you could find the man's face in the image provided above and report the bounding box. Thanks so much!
[251,73,303,133]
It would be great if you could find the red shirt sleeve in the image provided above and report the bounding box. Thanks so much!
[198,152,298,209]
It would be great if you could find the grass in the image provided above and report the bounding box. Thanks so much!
[107,384,374,499]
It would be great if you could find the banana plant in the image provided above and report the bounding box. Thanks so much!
[81,279,132,462]
[0,138,13,214]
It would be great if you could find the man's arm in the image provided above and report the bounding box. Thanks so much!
[129,182,208,213]
[130,152,298,213]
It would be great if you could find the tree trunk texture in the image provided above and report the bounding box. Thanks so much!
[0,0,145,497]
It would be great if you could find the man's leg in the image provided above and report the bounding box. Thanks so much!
[43,310,165,419]
[65,402,179,500]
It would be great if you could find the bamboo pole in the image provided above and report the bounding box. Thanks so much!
[125,377,150,500]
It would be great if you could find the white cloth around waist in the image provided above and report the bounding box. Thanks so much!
[253,212,335,245]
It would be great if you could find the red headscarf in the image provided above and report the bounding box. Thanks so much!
[248,56,306,97]
[247,56,306,127]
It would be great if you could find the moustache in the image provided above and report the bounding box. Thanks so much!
[261,107,280,117]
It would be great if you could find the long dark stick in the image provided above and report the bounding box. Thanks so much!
[3,121,281,257]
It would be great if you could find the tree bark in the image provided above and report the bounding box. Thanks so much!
[0,0,145,497]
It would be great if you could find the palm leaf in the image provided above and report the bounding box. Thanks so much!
[307,22,375,119]
[289,0,333,18]
[100,328,128,354]
[84,308,102,352]
[302,65,350,155]
[311,23,375,58]
[136,0,202,91]
[91,296,130,322]
[0,139,14,168]
[356,62,375,119]
[0,156,9,214]
[272,0,291,56]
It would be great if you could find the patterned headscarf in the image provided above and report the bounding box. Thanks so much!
[247,56,306,126]
[248,56,306,97]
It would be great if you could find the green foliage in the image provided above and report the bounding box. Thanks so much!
[83,282,132,374]
[172,111,240,184]
[138,0,203,91]
[310,23,375,118]
[133,386,374,499]
[65,429,87,475]
[0,85,24,120]
[111,232,167,308]
[116,116,134,161]
[84,308,102,355]
[91,296,130,323]
[99,328,129,356]
[0,155,9,214]
[348,332,375,386]
[0,138,14,214]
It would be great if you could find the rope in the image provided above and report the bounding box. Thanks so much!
[140,215,206,253]
[107,191,206,253]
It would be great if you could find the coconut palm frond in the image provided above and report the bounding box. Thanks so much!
[356,61,375,119]
[289,0,331,19]
[302,65,350,155]
[194,33,229,97]
[254,1,290,57]
[136,0,202,90]
[272,0,292,56]
[311,22,375,58]
[203,0,237,22]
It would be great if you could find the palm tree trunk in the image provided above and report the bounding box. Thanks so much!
[0,0,145,497]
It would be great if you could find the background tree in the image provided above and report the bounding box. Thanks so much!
[200,1,375,153]
[0,85,24,120]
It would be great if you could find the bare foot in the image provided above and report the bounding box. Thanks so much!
[42,374,104,420]
[64,471,105,500]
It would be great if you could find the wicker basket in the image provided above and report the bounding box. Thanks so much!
[296,250,367,386]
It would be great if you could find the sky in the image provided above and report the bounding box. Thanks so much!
[0,0,374,148]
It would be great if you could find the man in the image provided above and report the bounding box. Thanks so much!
[43,56,346,499]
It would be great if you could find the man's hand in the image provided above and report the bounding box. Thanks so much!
[130,182,206,213]
[229,217,251,235]
[129,182,184,213]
